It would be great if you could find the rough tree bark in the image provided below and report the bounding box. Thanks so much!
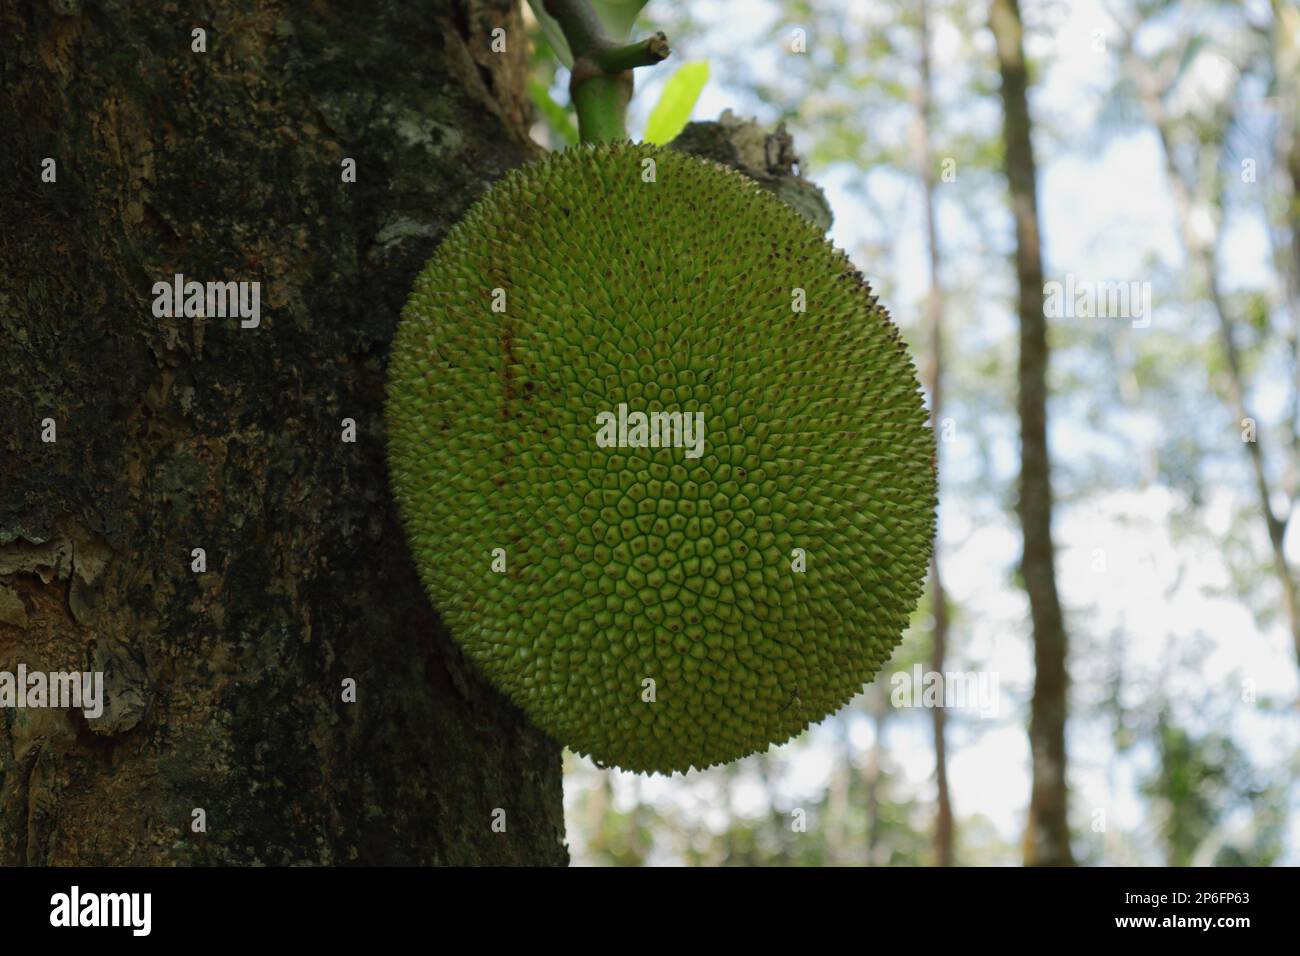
[0,0,567,865]
[990,0,1075,866]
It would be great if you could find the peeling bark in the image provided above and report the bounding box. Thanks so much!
[671,110,834,233]
[0,0,566,865]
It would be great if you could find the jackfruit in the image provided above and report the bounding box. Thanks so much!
[386,142,935,774]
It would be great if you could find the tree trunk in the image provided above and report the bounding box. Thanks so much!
[990,0,1074,866]
[1271,0,1300,664]
[863,692,889,865]
[1277,0,1300,310]
[915,0,954,869]
[0,0,567,865]
[1118,29,1300,674]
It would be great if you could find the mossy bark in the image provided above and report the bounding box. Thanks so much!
[0,0,567,865]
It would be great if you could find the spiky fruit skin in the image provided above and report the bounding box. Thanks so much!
[386,142,935,775]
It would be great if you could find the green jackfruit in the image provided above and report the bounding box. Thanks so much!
[386,142,935,774]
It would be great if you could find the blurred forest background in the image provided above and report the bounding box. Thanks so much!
[527,0,1300,866]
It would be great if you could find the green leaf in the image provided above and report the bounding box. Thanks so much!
[528,79,579,146]
[527,0,650,68]
[591,0,650,44]
[642,61,709,145]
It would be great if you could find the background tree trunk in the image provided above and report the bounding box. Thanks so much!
[990,0,1075,866]
[0,0,567,865]
[1116,22,1300,675]
[914,0,954,868]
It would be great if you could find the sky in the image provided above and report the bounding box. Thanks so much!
[555,0,1299,864]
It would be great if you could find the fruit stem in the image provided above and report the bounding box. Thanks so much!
[593,34,670,73]
[571,73,635,143]
[543,0,670,143]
